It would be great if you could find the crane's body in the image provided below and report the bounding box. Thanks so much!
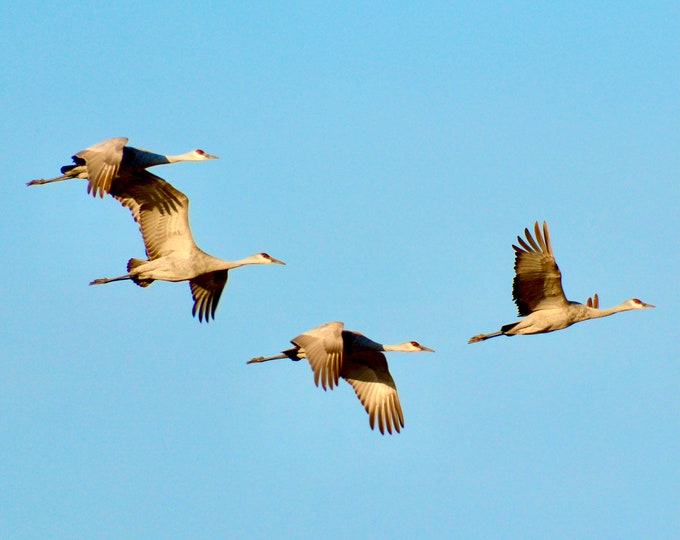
[469,221,654,343]
[94,250,279,284]
[248,321,434,434]
[89,172,284,322]
[27,137,217,198]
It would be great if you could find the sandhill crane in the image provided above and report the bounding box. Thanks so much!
[468,221,654,343]
[247,321,434,434]
[27,137,217,198]
[89,173,285,322]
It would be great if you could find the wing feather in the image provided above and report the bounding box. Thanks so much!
[76,137,127,198]
[292,322,344,390]
[110,171,196,259]
[342,351,403,435]
[189,270,228,322]
[511,221,568,315]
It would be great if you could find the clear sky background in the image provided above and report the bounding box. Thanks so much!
[1,2,678,539]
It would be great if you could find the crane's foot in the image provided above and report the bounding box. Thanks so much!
[27,179,47,186]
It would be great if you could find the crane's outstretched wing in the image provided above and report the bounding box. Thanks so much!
[512,221,568,315]
[189,270,229,323]
[342,350,404,435]
[292,321,344,391]
[110,171,196,260]
[70,137,128,198]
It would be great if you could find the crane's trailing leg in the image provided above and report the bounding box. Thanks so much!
[468,331,502,343]
[90,258,155,287]
[27,174,71,186]
[90,274,133,285]
[247,353,289,364]
[248,348,301,364]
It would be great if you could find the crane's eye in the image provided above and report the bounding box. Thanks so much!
[410,341,420,347]
[262,253,271,259]
[632,298,642,304]
[195,149,205,155]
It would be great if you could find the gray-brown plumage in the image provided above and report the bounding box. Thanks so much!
[27,136,217,198]
[469,221,654,343]
[248,321,434,434]
[89,173,285,322]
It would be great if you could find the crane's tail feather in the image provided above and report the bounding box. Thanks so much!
[127,258,154,288]
[586,293,599,308]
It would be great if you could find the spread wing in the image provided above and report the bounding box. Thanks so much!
[110,171,196,260]
[189,270,229,323]
[75,137,128,198]
[292,321,344,391]
[342,350,404,435]
[512,221,568,315]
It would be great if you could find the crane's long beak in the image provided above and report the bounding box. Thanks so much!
[271,257,286,265]
[204,152,218,159]
[421,346,435,352]
[643,302,655,308]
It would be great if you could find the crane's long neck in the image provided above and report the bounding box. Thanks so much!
[346,333,385,351]
[586,302,637,319]
[165,151,200,163]
[123,147,169,167]
[126,148,201,168]
[227,256,259,269]
[206,254,269,273]
[382,342,415,352]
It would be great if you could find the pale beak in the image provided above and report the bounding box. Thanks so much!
[643,302,655,308]
[271,257,286,265]
[421,346,435,352]
[204,152,218,159]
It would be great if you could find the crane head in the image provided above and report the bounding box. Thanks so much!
[257,253,286,265]
[629,298,655,309]
[406,341,435,352]
[192,149,218,160]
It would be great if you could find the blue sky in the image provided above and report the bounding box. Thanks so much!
[1,2,678,538]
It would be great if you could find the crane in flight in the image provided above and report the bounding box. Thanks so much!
[248,321,434,434]
[27,137,217,198]
[89,172,284,322]
[468,221,654,343]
